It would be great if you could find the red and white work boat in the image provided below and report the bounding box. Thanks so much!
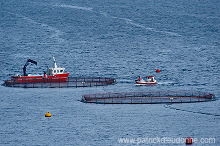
[135,76,157,85]
[4,56,69,85]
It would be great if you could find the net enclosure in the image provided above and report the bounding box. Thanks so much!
[4,77,115,88]
[81,91,216,104]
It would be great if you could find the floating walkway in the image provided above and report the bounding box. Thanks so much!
[4,77,115,88]
[81,91,216,104]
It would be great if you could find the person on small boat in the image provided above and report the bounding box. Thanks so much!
[148,77,154,82]
[136,76,146,83]
[151,78,154,82]
[146,76,155,82]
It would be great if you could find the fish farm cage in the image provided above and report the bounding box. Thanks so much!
[3,77,115,88]
[81,91,216,104]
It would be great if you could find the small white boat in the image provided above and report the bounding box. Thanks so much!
[135,76,157,85]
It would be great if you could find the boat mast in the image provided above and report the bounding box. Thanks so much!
[52,56,58,68]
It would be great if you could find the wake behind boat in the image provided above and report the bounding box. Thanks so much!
[4,56,69,86]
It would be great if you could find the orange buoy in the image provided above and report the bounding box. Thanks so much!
[185,137,193,144]
[45,112,52,117]
[156,69,161,73]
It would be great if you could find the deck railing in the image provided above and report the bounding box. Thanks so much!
[4,77,116,88]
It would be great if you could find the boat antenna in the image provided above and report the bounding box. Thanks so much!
[52,56,58,68]
[23,59,37,76]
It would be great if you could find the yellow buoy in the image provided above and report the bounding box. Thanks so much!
[45,112,52,117]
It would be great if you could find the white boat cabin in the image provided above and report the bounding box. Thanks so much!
[48,67,65,75]
[146,76,156,82]
[47,56,66,75]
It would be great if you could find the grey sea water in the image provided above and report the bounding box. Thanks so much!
[0,0,219,145]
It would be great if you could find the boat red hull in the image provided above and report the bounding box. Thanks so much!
[4,73,69,85]
[135,82,157,85]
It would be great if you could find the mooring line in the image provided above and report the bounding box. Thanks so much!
[164,104,220,117]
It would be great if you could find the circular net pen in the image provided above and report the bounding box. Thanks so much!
[4,77,115,88]
[81,91,216,104]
